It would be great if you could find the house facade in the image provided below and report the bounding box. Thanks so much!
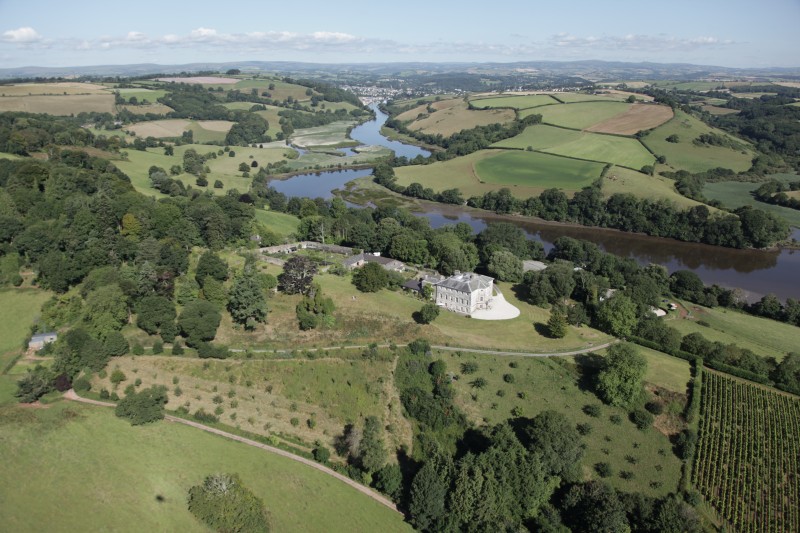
[434,272,494,315]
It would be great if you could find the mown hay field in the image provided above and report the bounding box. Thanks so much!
[0,94,115,114]
[586,104,674,135]
[538,101,632,130]
[0,82,108,96]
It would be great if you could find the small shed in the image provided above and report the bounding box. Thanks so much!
[28,332,58,351]
[522,260,548,272]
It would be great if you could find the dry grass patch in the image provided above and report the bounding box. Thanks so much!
[0,82,109,96]
[197,120,235,132]
[120,103,173,115]
[0,94,115,114]
[587,104,673,135]
[128,119,191,138]
[404,99,515,137]
[156,76,238,84]
[700,105,739,116]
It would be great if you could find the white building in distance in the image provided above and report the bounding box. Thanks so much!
[435,272,494,315]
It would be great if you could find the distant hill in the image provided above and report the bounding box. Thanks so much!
[1,59,798,80]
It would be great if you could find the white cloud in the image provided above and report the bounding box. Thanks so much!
[548,33,734,52]
[2,26,42,43]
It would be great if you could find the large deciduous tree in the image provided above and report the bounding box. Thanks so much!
[278,256,317,295]
[596,342,647,407]
[178,300,222,347]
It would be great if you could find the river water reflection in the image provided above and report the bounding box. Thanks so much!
[269,104,799,301]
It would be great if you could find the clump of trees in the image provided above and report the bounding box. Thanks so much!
[187,473,270,532]
[114,385,168,425]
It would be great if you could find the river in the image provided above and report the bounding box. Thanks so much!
[269,104,800,302]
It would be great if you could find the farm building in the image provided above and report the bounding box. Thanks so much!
[343,253,406,272]
[434,272,494,315]
[28,332,57,351]
[523,260,548,272]
[402,274,446,295]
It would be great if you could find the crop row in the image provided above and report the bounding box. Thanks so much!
[693,371,800,532]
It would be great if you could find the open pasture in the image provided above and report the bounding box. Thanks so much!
[254,208,301,237]
[440,350,683,497]
[700,105,739,116]
[703,179,800,228]
[120,103,173,115]
[0,404,410,533]
[291,121,357,148]
[401,98,515,136]
[0,94,115,114]
[642,110,754,173]
[550,92,628,103]
[586,103,674,135]
[156,76,238,84]
[668,301,800,361]
[492,123,582,150]
[601,166,707,209]
[474,150,605,191]
[469,94,559,110]
[538,101,632,130]
[127,119,191,138]
[0,82,108,96]
[0,288,52,366]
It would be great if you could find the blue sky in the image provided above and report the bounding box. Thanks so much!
[1,0,797,68]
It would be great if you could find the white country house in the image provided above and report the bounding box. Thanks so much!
[434,272,494,315]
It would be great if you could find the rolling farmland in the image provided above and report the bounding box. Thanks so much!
[693,372,800,533]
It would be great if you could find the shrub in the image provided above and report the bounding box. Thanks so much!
[114,385,168,425]
[187,473,270,533]
[73,377,91,392]
[132,343,144,355]
[152,341,164,354]
[503,373,515,384]
[99,388,110,399]
[610,414,622,425]
[193,409,219,423]
[461,362,478,374]
[172,341,184,355]
[645,401,664,415]
[630,408,654,430]
[413,303,440,324]
[110,369,127,385]
[583,404,601,417]
[576,423,593,436]
[290,417,300,427]
[595,462,613,478]
[313,446,330,463]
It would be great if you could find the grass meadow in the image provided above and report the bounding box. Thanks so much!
[703,176,800,228]
[0,288,52,368]
[469,94,560,109]
[474,150,605,191]
[0,403,410,533]
[439,350,684,497]
[601,166,708,209]
[642,110,754,173]
[667,302,800,361]
[399,99,516,137]
[254,208,301,237]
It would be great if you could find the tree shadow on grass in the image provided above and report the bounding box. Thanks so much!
[574,353,604,393]
[533,322,550,337]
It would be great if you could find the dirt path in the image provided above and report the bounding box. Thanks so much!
[231,340,616,358]
[62,389,400,514]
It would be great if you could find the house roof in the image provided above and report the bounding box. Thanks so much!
[522,260,548,272]
[30,332,57,342]
[436,272,493,293]
[344,253,404,268]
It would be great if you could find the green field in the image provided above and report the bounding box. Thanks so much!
[602,166,708,209]
[493,123,582,150]
[0,288,52,366]
[255,208,301,237]
[474,150,605,190]
[115,87,167,102]
[636,346,692,393]
[538,101,632,130]
[642,110,754,173]
[551,92,629,103]
[0,152,23,160]
[439,350,684,497]
[469,94,559,109]
[394,150,568,199]
[0,403,410,533]
[290,121,358,148]
[703,175,800,228]
[544,132,654,169]
[668,301,800,361]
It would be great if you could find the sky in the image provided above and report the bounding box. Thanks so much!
[0,0,798,69]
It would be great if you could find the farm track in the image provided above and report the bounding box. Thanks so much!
[230,341,617,358]
[62,389,401,514]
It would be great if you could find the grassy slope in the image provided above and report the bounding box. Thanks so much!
[469,94,559,109]
[668,301,800,361]
[538,101,632,130]
[492,124,581,150]
[254,209,301,237]
[602,166,708,209]
[0,403,410,533]
[0,288,52,367]
[440,350,684,497]
[642,110,754,173]
[703,175,800,228]
[474,150,605,191]
[404,100,516,137]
